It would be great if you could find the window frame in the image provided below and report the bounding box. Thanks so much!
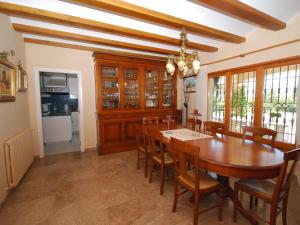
[208,56,300,150]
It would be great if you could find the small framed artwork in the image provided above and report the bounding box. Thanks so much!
[16,64,28,92]
[0,59,16,102]
[184,76,196,93]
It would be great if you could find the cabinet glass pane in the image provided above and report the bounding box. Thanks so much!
[124,68,139,109]
[162,71,174,107]
[145,68,159,108]
[102,66,120,109]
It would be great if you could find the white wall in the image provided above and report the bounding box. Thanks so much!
[0,13,30,205]
[25,44,97,155]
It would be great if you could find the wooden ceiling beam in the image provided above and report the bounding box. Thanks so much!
[0,2,218,52]
[196,0,286,31]
[13,23,179,56]
[70,0,245,43]
[23,38,167,61]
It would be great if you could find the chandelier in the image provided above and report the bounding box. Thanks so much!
[166,28,200,78]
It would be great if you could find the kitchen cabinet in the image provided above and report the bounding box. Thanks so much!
[94,53,180,154]
[42,116,72,143]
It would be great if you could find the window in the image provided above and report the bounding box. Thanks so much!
[262,64,300,143]
[230,71,256,133]
[207,76,226,122]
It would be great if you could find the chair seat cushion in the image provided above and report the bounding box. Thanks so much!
[178,170,220,191]
[153,152,174,165]
[237,179,276,198]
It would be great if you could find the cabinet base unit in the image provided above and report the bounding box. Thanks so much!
[97,109,181,154]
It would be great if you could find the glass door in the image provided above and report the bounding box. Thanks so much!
[101,65,120,109]
[162,71,174,107]
[123,68,140,109]
[145,68,159,108]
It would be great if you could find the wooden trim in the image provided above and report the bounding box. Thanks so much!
[24,38,168,61]
[71,0,245,43]
[196,0,286,31]
[0,2,218,52]
[208,55,300,76]
[253,66,264,127]
[13,23,179,56]
[203,39,300,67]
[224,72,232,134]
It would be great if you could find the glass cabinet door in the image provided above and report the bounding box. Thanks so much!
[145,68,159,108]
[124,68,139,109]
[162,71,174,107]
[101,65,120,109]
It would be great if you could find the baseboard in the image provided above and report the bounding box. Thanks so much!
[85,147,97,151]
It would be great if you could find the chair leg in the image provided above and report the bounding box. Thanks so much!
[193,192,199,225]
[144,152,148,178]
[255,197,258,206]
[270,204,277,225]
[172,180,179,212]
[160,165,165,195]
[249,195,254,209]
[137,150,140,170]
[149,159,153,184]
[233,184,239,222]
[282,197,288,225]
[218,187,224,221]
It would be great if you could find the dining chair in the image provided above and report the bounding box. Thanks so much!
[142,116,159,125]
[242,126,277,208]
[148,128,175,195]
[242,126,277,147]
[171,137,224,225]
[186,118,202,132]
[234,148,300,225]
[135,124,150,177]
[203,121,225,136]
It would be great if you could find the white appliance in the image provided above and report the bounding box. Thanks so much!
[42,116,72,143]
[71,111,79,134]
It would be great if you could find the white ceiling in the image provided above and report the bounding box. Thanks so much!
[2,0,300,56]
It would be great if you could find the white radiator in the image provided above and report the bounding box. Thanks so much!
[4,129,34,188]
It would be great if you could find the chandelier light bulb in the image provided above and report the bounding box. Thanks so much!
[166,62,175,74]
[183,65,188,76]
[192,60,201,74]
[177,60,185,72]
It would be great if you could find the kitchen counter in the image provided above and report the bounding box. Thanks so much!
[42,112,72,117]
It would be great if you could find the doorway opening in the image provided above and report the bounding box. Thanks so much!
[34,68,85,157]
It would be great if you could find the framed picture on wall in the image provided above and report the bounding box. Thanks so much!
[184,76,196,93]
[16,63,28,92]
[0,59,16,102]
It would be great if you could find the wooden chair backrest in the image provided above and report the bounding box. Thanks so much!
[171,137,200,190]
[242,126,277,147]
[148,128,165,163]
[162,115,176,124]
[273,148,300,201]
[142,116,159,125]
[135,124,146,148]
[186,118,202,131]
[203,121,225,136]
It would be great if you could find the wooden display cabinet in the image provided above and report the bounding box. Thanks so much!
[94,53,180,154]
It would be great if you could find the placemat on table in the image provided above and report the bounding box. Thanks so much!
[161,128,212,141]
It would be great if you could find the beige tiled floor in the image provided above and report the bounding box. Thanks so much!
[0,150,299,225]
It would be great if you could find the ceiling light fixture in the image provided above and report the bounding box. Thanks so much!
[166,28,200,78]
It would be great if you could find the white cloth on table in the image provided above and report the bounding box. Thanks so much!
[161,128,212,141]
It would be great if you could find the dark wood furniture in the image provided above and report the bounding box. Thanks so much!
[203,121,225,136]
[95,53,180,154]
[234,148,300,225]
[135,124,149,177]
[171,137,224,225]
[186,118,202,132]
[242,126,277,147]
[148,128,175,195]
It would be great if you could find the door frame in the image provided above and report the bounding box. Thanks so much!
[33,67,85,158]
